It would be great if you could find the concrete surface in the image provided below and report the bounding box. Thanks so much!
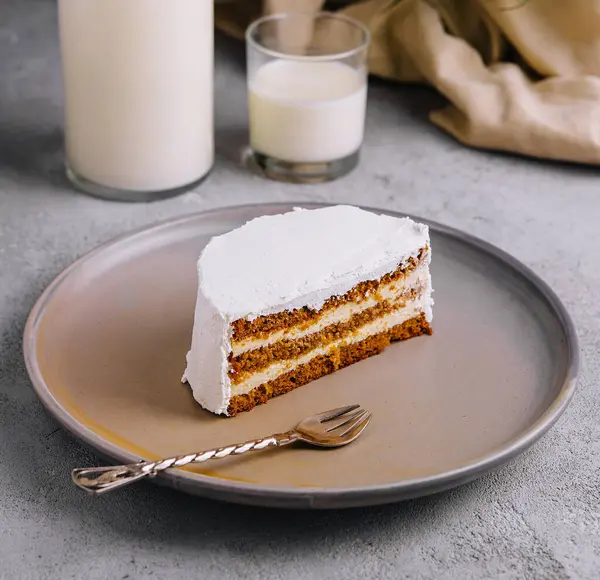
[1,1,599,579]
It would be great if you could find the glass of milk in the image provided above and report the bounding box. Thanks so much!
[58,0,214,202]
[246,12,370,183]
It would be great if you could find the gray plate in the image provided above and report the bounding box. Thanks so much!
[23,203,578,509]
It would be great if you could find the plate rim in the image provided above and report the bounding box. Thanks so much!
[23,202,579,508]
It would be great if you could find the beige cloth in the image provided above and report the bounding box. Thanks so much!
[216,0,600,165]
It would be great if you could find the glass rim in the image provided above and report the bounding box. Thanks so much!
[245,11,371,62]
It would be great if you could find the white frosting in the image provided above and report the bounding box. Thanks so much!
[198,205,429,320]
[183,205,431,415]
[184,291,233,415]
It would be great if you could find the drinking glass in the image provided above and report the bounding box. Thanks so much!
[246,12,370,183]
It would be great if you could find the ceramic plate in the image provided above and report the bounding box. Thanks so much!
[24,203,578,508]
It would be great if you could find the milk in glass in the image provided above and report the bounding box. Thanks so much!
[249,60,366,164]
[59,0,214,196]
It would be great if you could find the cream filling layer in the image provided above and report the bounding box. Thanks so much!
[231,264,430,356]
[230,294,432,397]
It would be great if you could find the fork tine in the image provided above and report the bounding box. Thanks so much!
[339,412,372,438]
[326,409,367,432]
[331,411,372,438]
[317,404,361,423]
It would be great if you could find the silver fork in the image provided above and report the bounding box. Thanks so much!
[72,404,372,495]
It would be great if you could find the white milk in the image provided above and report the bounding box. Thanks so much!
[59,0,213,193]
[249,60,367,164]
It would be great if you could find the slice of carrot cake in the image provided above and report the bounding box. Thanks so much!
[182,205,433,416]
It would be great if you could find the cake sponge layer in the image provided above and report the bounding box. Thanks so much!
[227,314,432,416]
[228,286,423,381]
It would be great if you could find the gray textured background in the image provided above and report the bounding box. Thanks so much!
[1,1,598,579]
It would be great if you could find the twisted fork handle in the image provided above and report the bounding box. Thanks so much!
[72,430,299,495]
